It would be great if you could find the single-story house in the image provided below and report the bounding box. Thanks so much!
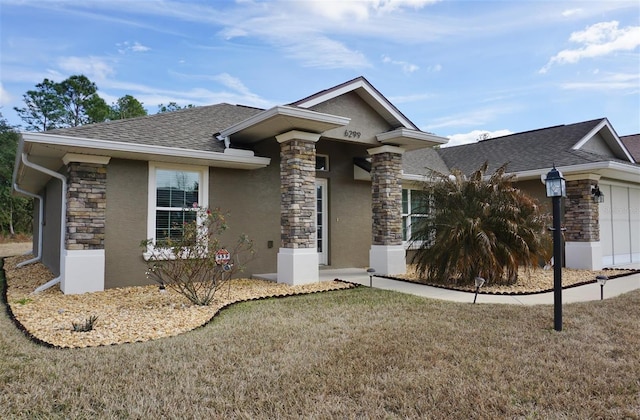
[12,76,640,294]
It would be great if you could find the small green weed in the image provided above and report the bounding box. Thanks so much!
[14,297,33,305]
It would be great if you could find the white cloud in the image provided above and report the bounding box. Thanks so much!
[561,72,640,91]
[561,8,582,17]
[0,83,13,106]
[382,55,419,73]
[284,36,370,69]
[117,41,151,54]
[540,21,640,73]
[443,129,513,148]
[212,73,252,96]
[56,56,116,82]
[305,0,440,21]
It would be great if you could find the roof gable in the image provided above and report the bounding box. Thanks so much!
[435,118,637,176]
[291,76,418,130]
[570,118,634,162]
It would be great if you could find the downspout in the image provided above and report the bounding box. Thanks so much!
[19,153,67,293]
[11,184,43,267]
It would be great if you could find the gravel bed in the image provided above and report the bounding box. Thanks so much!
[2,255,355,349]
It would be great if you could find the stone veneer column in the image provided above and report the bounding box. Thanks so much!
[61,153,110,294]
[276,130,320,285]
[368,145,406,275]
[564,176,602,270]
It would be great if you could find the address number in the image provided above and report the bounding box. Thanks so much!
[344,130,361,138]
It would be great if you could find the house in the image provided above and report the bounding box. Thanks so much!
[12,77,640,295]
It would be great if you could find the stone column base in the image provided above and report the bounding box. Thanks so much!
[369,245,406,275]
[565,241,602,270]
[277,248,319,285]
[62,249,105,294]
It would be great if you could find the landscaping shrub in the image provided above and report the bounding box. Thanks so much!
[142,207,254,305]
[410,162,551,286]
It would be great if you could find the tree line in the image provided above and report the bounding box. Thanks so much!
[1,74,194,236]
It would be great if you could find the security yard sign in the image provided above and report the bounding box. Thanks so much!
[215,249,231,265]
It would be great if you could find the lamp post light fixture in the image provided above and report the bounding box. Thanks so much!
[545,165,566,332]
[473,276,485,304]
[367,268,376,287]
[596,275,608,300]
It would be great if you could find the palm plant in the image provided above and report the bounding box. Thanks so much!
[410,163,551,286]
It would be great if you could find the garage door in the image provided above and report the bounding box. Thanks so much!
[599,183,640,266]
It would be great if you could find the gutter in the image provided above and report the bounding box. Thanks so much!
[18,152,67,293]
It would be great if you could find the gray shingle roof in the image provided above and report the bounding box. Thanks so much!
[403,147,450,176]
[47,104,264,153]
[435,118,634,175]
[621,134,640,162]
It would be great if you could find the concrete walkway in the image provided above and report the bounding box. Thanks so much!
[316,267,640,305]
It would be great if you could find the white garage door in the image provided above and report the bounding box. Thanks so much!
[599,183,640,266]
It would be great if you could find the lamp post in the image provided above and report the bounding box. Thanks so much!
[473,276,485,304]
[596,275,608,300]
[545,166,566,332]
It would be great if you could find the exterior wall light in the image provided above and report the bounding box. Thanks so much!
[591,185,605,203]
[545,165,565,332]
[473,276,485,304]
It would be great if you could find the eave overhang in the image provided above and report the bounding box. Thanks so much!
[13,132,271,195]
[377,128,448,151]
[218,105,350,144]
[512,161,640,184]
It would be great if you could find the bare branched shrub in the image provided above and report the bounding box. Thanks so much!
[142,207,254,306]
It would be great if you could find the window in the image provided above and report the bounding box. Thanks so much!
[146,163,209,251]
[402,189,428,242]
[316,154,329,171]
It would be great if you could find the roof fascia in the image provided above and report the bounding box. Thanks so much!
[19,132,271,168]
[511,161,640,182]
[218,105,350,139]
[571,119,635,162]
[294,78,418,130]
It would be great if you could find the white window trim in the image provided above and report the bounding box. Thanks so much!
[144,162,209,260]
[402,188,429,249]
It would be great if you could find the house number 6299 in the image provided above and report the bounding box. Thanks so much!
[344,130,361,138]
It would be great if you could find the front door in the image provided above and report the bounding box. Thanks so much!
[316,179,328,265]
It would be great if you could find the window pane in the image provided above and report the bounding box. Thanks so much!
[402,189,408,214]
[156,169,199,208]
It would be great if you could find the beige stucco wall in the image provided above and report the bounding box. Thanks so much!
[309,92,392,146]
[40,178,62,276]
[104,159,149,288]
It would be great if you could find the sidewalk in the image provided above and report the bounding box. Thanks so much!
[317,268,640,305]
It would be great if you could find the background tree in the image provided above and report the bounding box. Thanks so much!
[57,75,103,127]
[84,94,112,124]
[111,95,147,120]
[0,114,32,236]
[410,163,551,286]
[13,79,64,131]
[157,102,195,113]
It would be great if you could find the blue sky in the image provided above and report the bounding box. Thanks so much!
[1,0,638,146]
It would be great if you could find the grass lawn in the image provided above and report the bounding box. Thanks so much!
[1,268,639,418]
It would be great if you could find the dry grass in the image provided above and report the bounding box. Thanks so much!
[2,260,640,418]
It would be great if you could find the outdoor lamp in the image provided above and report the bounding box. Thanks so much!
[545,165,566,198]
[596,275,608,300]
[545,165,565,331]
[473,276,485,304]
[591,185,605,203]
[367,268,376,287]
